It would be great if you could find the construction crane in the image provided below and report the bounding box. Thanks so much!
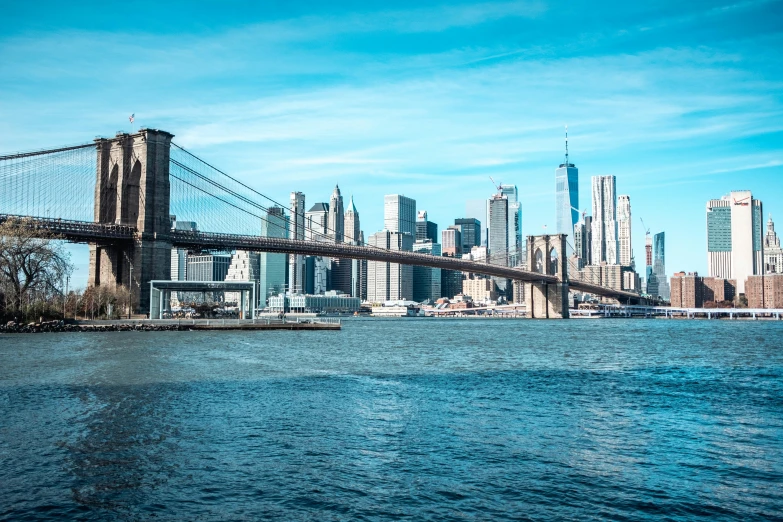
[570,205,588,222]
[489,176,503,196]
[640,217,650,236]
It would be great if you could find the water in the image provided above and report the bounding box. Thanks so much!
[1,319,782,521]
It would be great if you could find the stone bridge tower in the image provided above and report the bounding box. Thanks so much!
[88,129,174,315]
[525,234,569,318]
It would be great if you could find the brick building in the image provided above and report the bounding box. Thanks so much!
[745,274,783,309]
[670,272,703,308]
[702,277,736,303]
[746,276,763,308]
[670,273,683,306]
[670,272,736,308]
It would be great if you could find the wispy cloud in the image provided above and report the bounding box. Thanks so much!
[1,0,782,283]
[316,1,548,34]
[710,160,783,174]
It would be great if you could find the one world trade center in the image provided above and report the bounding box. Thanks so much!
[555,126,579,252]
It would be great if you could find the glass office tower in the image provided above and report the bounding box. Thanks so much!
[652,232,670,301]
[555,128,579,246]
[454,217,481,254]
[501,184,522,266]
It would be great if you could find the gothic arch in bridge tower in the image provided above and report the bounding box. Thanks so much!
[121,159,142,226]
[534,248,544,273]
[549,246,559,276]
[525,234,569,319]
[98,163,119,223]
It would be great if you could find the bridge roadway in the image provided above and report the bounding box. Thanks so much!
[0,214,642,302]
[0,214,136,243]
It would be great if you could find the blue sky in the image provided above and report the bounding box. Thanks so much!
[2,0,782,287]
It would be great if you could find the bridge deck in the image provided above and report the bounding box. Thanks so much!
[0,214,643,301]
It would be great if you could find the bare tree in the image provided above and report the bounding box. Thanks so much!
[72,285,131,319]
[64,289,81,319]
[0,218,73,317]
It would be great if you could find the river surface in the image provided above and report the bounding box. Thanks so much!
[1,319,782,521]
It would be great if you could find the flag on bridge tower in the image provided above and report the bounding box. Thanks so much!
[129,113,135,124]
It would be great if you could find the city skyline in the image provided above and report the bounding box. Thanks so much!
[2,1,782,286]
[16,138,783,291]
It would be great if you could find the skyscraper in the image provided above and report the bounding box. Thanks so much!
[305,202,329,241]
[170,218,197,283]
[384,195,416,236]
[454,217,481,254]
[344,196,361,245]
[591,175,618,265]
[488,193,510,297]
[618,195,632,267]
[573,215,591,269]
[644,232,654,296]
[187,254,231,282]
[259,206,288,305]
[303,201,330,294]
[465,200,488,246]
[653,232,669,300]
[367,230,413,302]
[168,219,198,306]
[412,240,442,303]
[171,248,187,282]
[305,256,329,295]
[707,191,763,293]
[415,210,438,242]
[488,194,509,266]
[555,127,579,245]
[327,185,351,294]
[344,196,364,298]
[288,192,306,294]
[356,231,368,300]
[330,257,352,295]
[327,185,344,242]
[764,215,783,274]
[440,226,463,299]
[441,226,462,257]
[501,184,522,266]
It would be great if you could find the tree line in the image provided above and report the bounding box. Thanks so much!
[0,218,131,322]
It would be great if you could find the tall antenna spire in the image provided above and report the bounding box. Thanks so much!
[564,124,569,166]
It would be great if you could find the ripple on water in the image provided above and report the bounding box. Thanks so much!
[0,319,782,520]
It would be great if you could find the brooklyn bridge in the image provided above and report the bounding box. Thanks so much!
[0,128,647,318]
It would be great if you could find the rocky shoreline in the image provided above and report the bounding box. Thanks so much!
[1,319,341,333]
[2,320,183,333]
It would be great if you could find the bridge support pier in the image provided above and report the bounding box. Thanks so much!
[525,281,569,319]
[87,129,174,316]
[89,244,129,289]
[524,234,569,319]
